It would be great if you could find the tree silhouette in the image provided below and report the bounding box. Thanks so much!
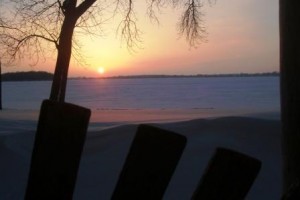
[0,0,208,102]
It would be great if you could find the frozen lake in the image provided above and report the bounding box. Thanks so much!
[2,76,280,113]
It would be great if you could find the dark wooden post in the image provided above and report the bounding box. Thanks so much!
[280,0,300,191]
[25,100,91,200]
[191,148,261,200]
[112,124,187,200]
[0,60,2,110]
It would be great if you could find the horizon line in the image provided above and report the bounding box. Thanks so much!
[73,71,279,79]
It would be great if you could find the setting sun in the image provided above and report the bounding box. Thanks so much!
[97,67,105,75]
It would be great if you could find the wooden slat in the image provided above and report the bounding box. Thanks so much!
[192,147,262,200]
[111,124,187,200]
[25,100,91,200]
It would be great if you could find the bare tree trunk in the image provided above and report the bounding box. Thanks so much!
[280,0,300,191]
[49,14,77,102]
[49,0,96,102]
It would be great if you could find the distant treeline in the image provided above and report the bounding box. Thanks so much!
[2,71,53,81]
[1,71,279,81]
[103,72,279,79]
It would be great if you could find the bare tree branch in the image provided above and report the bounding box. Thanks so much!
[0,0,210,65]
[116,0,143,51]
[179,0,207,47]
[76,0,97,17]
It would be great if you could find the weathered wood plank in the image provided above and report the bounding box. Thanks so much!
[111,124,187,200]
[25,100,91,200]
[192,147,261,200]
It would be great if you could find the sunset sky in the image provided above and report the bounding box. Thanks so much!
[2,0,279,77]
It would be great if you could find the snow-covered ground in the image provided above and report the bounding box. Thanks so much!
[0,109,281,199]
